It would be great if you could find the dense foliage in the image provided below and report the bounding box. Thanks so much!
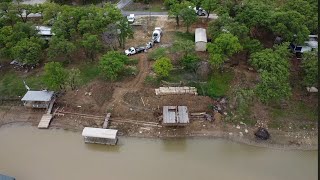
[153,57,173,78]
[99,51,129,81]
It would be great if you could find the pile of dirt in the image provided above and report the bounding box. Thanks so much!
[57,80,114,113]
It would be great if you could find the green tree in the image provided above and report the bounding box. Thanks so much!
[202,0,218,20]
[207,33,242,69]
[301,51,318,87]
[282,0,318,34]
[67,68,81,90]
[12,37,43,65]
[180,7,197,33]
[234,2,272,36]
[164,0,178,9]
[117,18,133,49]
[250,44,291,103]
[81,33,103,61]
[153,57,173,78]
[270,11,310,44]
[99,51,129,80]
[172,39,194,57]
[43,62,68,90]
[256,71,291,103]
[169,1,193,27]
[48,36,76,63]
[181,54,199,72]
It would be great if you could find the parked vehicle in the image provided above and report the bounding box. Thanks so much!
[189,6,207,16]
[146,41,154,49]
[124,46,146,56]
[290,35,318,58]
[127,14,135,23]
[152,27,162,43]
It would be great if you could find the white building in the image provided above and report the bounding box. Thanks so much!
[195,28,207,51]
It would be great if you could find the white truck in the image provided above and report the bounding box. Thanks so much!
[290,35,318,58]
[127,14,135,23]
[125,46,146,56]
[152,27,162,43]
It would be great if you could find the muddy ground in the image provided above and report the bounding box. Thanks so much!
[0,16,318,150]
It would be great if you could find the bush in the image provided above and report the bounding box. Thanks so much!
[99,51,129,81]
[180,54,199,71]
[153,57,173,78]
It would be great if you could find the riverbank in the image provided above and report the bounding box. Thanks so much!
[0,108,317,151]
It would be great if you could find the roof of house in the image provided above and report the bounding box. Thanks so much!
[0,174,15,180]
[195,28,207,43]
[82,127,118,139]
[21,90,54,102]
[35,26,53,36]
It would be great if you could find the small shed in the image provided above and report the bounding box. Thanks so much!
[195,28,207,51]
[162,106,190,126]
[82,127,118,145]
[21,90,54,108]
[35,26,53,40]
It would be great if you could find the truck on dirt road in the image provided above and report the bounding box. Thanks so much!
[124,46,146,56]
[152,27,162,43]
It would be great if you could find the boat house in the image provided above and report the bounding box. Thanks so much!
[82,127,118,145]
[21,90,54,108]
[195,28,207,51]
[162,106,190,126]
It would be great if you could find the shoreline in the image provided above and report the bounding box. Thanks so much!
[1,121,317,151]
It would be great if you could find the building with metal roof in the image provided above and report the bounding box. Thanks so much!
[82,127,118,145]
[35,26,54,40]
[195,28,207,52]
[21,90,54,108]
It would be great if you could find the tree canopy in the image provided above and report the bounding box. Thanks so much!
[153,57,173,78]
[99,51,129,80]
[207,33,242,68]
[43,61,68,91]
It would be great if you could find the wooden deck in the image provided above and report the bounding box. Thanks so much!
[162,106,190,126]
[38,114,53,129]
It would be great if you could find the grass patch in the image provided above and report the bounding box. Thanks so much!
[196,71,234,98]
[78,63,100,85]
[144,75,161,86]
[0,71,43,98]
[175,32,194,41]
[271,101,318,122]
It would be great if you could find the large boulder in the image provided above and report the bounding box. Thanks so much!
[254,127,270,140]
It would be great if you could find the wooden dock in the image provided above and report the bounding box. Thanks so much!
[38,99,55,129]
[38,114,53,128]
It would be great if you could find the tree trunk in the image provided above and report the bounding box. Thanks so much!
[175,16,179,27]
[206,10,210,21]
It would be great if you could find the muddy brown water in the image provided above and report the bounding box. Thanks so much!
[0,126,317,180]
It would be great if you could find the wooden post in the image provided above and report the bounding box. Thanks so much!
[103,113,111,129]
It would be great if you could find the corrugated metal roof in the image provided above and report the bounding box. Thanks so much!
[82,127,118,139]
[35,26,53,36]
[0,174,15,180]
[195,28,207,43]
[21,90,54,102]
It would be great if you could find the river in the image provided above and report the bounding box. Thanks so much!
[0,125,317,180]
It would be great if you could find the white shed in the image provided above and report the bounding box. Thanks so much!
[195,28,207,51]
